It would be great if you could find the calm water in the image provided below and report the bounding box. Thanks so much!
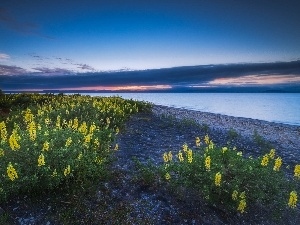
[86,93,300,126]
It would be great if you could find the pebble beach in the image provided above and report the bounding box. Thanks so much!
[152,105,300,164]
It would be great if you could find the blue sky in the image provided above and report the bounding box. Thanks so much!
[1,0,300,91]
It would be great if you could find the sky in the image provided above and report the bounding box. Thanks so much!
[1,0,300,92]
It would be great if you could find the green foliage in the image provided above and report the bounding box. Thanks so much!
[0,93,54,110]
[227,128,239,140]
[0,212,10,225]
[0,93,151,202]
[159,136,299,216]
[180,118,198,127]
[200,123,210,133]
[133,158,158,185]
[253,129,274,151]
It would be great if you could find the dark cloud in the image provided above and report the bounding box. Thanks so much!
[0,64,27,76]
[27,54,95,71]
[75,63,95,71]
[1,61,300,91]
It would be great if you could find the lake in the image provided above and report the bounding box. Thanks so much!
[85,93,300,126]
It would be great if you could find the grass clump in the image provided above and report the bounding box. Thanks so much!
[159,135,299,217]
[0,93,150,202]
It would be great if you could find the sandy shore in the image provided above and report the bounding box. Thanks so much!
[152,105,300,163]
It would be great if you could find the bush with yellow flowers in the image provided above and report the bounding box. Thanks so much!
[0,93,150,202]
[161,135,299,216]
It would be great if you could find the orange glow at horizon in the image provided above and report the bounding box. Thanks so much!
[209,74,300,86]
[6,85,172,92]
[59,84,172,91]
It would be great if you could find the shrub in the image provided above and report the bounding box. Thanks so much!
[0,94,150,202]
[160,135,299,216]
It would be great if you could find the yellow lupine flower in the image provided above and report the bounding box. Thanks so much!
[9,130,20,151]
[7,162,18,181]
[182,143,188,152]
[38,153,45,166]
[237,151,242,156]
[269,149,276,159]
[261,154,269,166]
[288,191,297,208]
[208,140,214,149]
[62,119,68,128]
[114,143,119,150]
[163,152,169,163]
[94,156,102,164]
[94,138,100,148]
[83,135,92,148]
[177,151,184,162]
[37,109,44,116]
[168,151,173,161]
[77,153,83,160]
[0,121,8,141]
[294,165,300,179]
[187,149,193,163]
[38,109,43,116]
[165,172,171,180]
[56,115,61,129]
[195,137,200,147]
[89,123,97,134]
[45,118,51,125]
[24,108,34,123]
[72,117,79,130]
[237,199,246,213]
[232,190,238,201]
[78,122,87,134]
[42,141,50,151]
[164,163,169,170]
[115,127,120,135]
[68,120,74,128]
[52,169,57,177]
[0,148,4,157]
[273,157,282,171]
[204,134,209,145]
[205,156,211,171]
[64,165,71,176]
[28,121,37,141]
[222,147,228,153]
[215,172,222,186]
[240,191,246,199]
[70,103,76,110]
[65,137,72,147]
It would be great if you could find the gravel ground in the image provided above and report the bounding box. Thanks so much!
[111,106,300,224]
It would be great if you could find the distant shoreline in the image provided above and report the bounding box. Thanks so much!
[3,90,300,93]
